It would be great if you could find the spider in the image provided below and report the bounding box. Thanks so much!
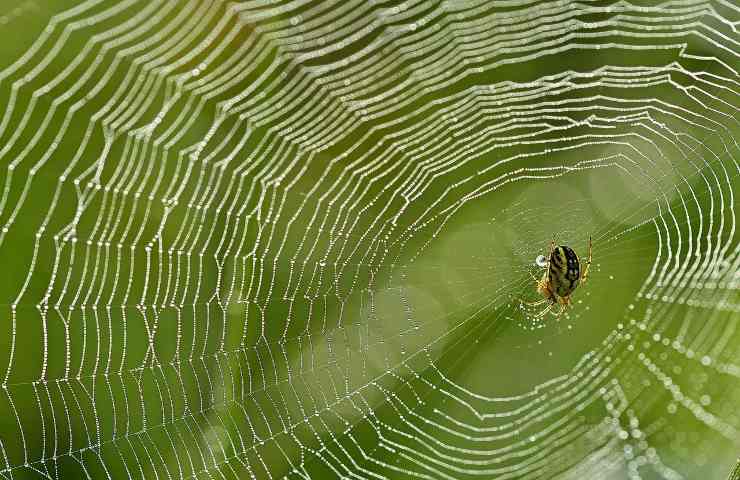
[522,236,592,319]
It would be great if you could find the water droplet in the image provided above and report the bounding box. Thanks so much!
[535,255,547,267]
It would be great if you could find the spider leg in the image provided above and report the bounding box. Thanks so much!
[529,271,548,292]
[520,240,558,316]
[520,297,549,307]
[550,303,567,318]
[581,235,592,283]
[532,302,556,320]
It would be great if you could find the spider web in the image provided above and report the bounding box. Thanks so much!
[0,0,737,479]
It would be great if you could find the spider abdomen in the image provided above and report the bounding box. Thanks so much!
[548,245,581,297]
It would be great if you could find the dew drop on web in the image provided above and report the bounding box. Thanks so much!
[535,255,547,267]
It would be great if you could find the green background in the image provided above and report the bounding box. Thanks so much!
[0,1,737,479]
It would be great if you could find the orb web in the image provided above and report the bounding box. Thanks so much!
[0,1,737,479]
